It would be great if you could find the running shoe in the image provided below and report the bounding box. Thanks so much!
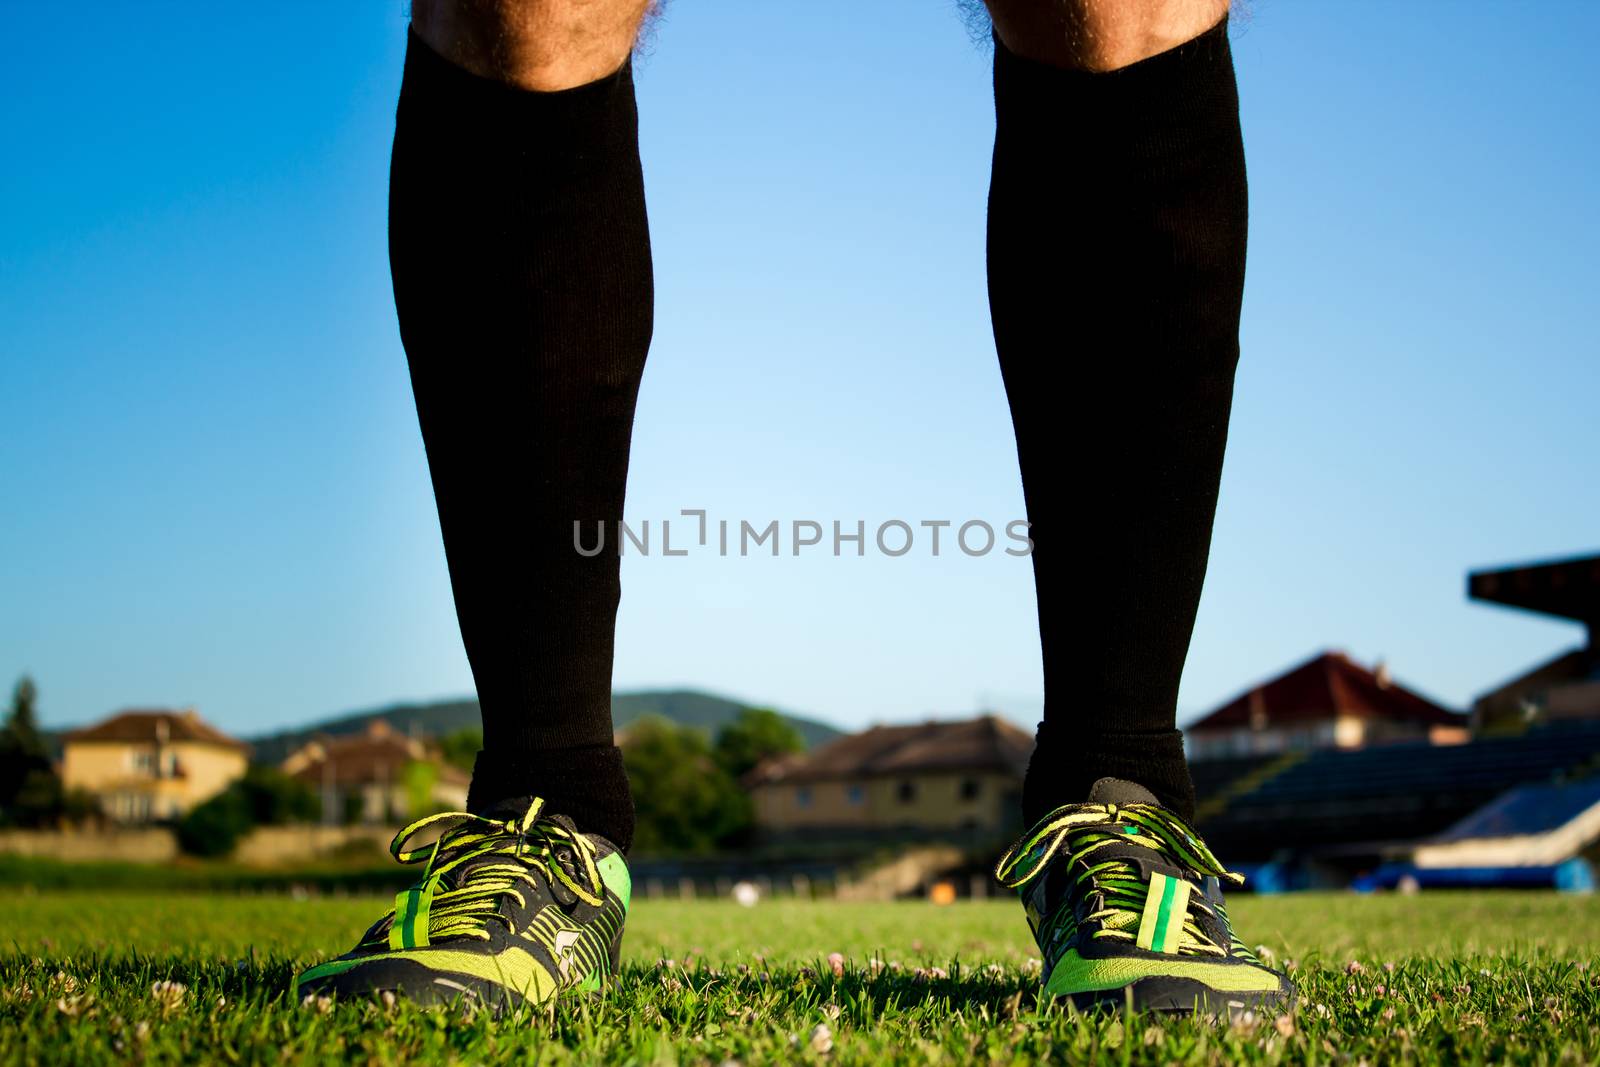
[995,777,1292,1014]
[293,796,629,1012]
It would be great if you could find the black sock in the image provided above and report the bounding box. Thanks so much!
[389,32,650,850]
[987,20,1248,823]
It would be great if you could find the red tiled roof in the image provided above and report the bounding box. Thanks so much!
[758,715,1033,784]
[64,709,249,751]
[1187,651,1461,732]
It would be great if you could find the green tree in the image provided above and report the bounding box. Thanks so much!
[622,716,751,853]
[713,707,804,781]
[438,727,482,773]
[0,676,64,827]
[403,760,440,818]
[175,765,319,857]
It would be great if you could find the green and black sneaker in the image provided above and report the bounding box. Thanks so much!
[995,777,1292,1015]
[293,796,629,1012]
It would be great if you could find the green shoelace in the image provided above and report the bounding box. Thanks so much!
[994,803,1244,958]
[380,797,604,948]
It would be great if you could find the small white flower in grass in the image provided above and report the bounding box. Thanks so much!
[827,953,845,977]
[134,1021,151,1042]
[984,964,1006,979]
[1022,958,1043,977]
[1143,1027,1165,1046]
[810,1023,834,1054]
[1274,1015,1295,1037]
[823,1003,841,1021]
[301,993,334,1015]
[1383,961,1396,973]
[867,957,885,976]
[150,980,187,1014]
[1253,945,1276,964]
[380,990,397,1010]
[56,995,94,1017]
[1345,960,1365,975]
[215,995,227,1010]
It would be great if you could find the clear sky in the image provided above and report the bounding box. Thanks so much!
[3,2,1596,738]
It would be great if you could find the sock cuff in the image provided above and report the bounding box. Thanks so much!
[993,17,1238,148]
[397,28,639,158]
[467,743,636,852]
[1023,725,1196,823]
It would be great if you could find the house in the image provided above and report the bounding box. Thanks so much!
[1468,553,1600,730]
[61,708,249,823]
[1185,650,1468,761]
[746,714,1033,840]
[280,719,469,825]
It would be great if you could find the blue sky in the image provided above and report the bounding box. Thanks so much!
[3,1,1596,738]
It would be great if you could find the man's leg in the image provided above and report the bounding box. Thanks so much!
[394,0,656,846]
[296,0,654,1009]
[984,1,1292,1012]
[984,0,1243,822]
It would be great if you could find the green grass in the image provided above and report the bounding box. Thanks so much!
[2,891,1598,1064]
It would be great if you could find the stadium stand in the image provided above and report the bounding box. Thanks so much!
[1193,720,1600,869]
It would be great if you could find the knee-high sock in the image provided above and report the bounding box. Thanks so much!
[389,32,652,848]
[987,20,1248,822]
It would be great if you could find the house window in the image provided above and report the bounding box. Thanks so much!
[795,787,812,809]
[960,778,981,801]
[897,781,917,804]
[846,785,864,806]
[130,749,157,775]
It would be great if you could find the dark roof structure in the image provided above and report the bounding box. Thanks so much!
[1187,651,1461,732]
[64,709,249,751]
[751,715,1033,785]
[1469,553,1600,632]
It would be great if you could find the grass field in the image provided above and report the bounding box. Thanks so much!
[2,891,1597,1064]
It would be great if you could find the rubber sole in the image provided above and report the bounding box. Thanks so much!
[1066,975,1295,1017]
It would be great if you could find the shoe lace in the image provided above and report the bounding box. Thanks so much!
[994,803,1244,958]
[381,796,604,946]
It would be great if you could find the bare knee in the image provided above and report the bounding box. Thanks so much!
[984,0,1228,72]
[411,0,657,91]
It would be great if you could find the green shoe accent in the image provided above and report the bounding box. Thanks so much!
[1043,949,1284,997]
[388,882,437,950]
[598,851,632,913]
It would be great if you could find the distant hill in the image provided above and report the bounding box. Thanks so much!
[243,689,842,766]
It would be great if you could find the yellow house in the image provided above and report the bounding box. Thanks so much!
[747,715,1033,840]
[62,708,250,823]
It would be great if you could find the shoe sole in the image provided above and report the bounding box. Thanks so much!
[1066,975,1295,1017]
